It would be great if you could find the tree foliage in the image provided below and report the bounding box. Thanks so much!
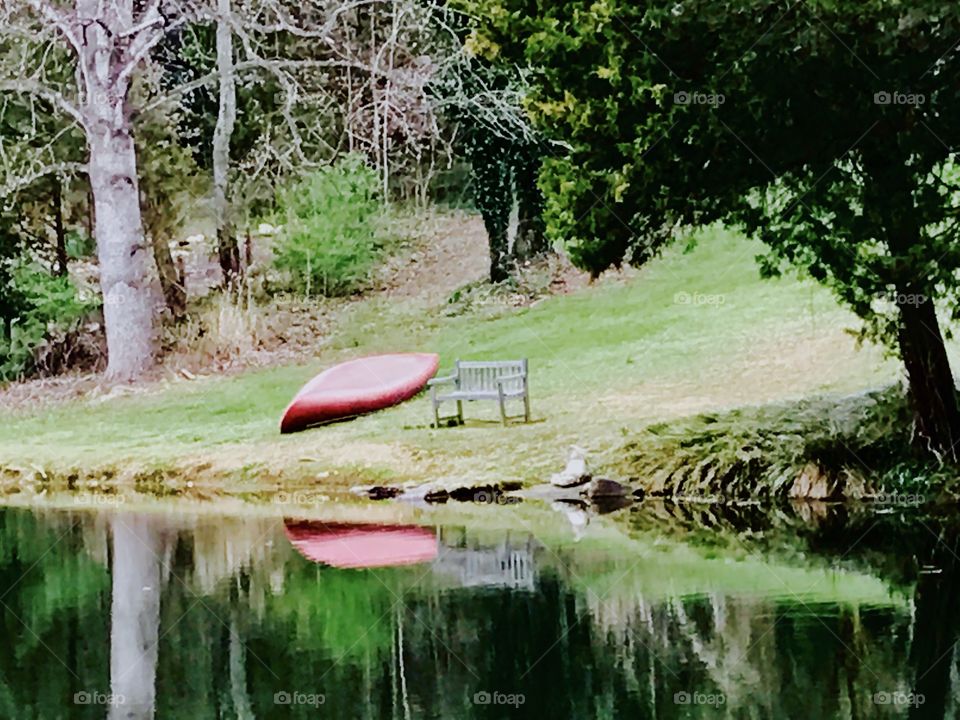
[0,260,98,379]
[477,0,960,457]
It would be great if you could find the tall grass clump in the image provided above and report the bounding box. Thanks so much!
[272,155,383,297]
[614,386,954,501]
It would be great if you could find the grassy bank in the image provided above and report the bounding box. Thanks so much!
[613,386,960,501]
[0,223,904,496]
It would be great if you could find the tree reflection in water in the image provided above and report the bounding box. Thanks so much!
[0,504,958,718]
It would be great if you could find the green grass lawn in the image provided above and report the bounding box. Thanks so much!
[0,226,901,491]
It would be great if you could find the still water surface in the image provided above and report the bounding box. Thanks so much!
[0,502,955,718]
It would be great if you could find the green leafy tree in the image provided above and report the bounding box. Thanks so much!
[478,0,960,459]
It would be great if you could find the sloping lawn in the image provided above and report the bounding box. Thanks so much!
[0,227,897,488]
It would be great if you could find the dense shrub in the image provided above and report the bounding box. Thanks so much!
[0,262,99,380]
[272,156,383,297]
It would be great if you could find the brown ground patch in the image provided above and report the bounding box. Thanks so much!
[375,211,491,301]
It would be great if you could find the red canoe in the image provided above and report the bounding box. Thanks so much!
[284,521,439,569]
[280,353,439,433]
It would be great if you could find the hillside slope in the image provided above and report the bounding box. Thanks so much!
[0,219,900,495]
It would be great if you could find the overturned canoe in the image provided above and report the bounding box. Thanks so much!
[279,353,439,433]
[284,521,438,569]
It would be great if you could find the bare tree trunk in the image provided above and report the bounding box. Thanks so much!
[52,176,67,276]
[78,0,158,381]
[346,46,355,153]
[87,124,157,379]
[243,230,252,269]
[213,0,240,286]
[381,3,397,201]
[369,12,380,183]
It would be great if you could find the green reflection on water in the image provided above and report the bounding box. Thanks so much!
[0,503,950,719]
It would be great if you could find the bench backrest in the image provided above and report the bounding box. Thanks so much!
[457,359,527,393]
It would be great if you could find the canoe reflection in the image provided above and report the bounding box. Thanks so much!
[284,521,439,569]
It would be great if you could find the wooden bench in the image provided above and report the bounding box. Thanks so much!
[428,359,530,426]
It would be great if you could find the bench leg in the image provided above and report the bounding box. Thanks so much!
[456,400,464,425]
[498,388,507,426]
[431,387,441,428]
[523,390,531,423]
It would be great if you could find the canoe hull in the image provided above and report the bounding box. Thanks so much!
[280,353,439,433]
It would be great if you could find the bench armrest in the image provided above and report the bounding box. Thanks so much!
[496,373,526,384]
[428,374,458,386]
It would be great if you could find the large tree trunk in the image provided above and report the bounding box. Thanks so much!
[471,151,512,283]
[867,145,960,461]
[87,126,157,379]
[87,127,157,380]
[896,293,960,460]
[512,146,549,261]
[79,0,158,381]
[213,0,240,286]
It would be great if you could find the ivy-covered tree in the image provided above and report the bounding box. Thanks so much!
[465,123,514,282]
[465,125,550,282]
[478,0,960,459]
[512,137,549,260]
[444,53,551,283]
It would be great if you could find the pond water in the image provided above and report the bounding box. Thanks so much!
[0,501,956,718]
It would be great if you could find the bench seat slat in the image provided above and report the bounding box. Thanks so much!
[436,390,526,400]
